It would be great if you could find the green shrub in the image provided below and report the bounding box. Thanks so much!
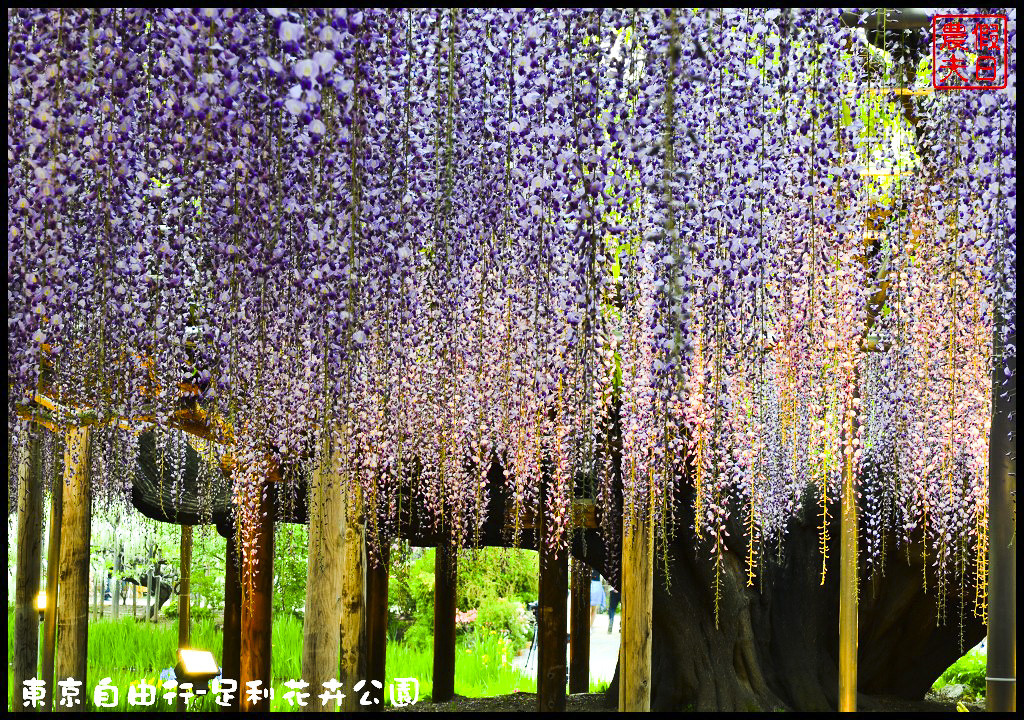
[932,646,986,700]
[274,525,310,618]
[389,546,538,653]
[476,596,531,648]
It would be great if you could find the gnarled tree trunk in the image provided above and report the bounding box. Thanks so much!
[591,497,984,711]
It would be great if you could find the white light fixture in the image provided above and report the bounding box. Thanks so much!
[35,590,48,622]
[174,647,221,694]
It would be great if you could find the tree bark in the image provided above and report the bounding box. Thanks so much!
[589,499,987,712]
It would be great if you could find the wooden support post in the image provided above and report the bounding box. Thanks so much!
[619,503,652,712]
[537,501,568,712]
[838,451,858,711]
[301,440,344,712]
[366,540,390,709]
[432,539,457,703]
[14,429,43,713]
[222,524,242,712]
[97,561,103,619]
[340,480,367,712]
[112,540,121,621]
[568,555,590,694]
[838,368,861,712]
[41,446,63,712]
[55,425,92,713]
[147,543,156,623]
[240,477,275,712]
[987,320,1016,712]
[177,524,193,713]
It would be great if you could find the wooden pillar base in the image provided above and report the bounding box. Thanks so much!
[222,523,242,712]
[55,425,92,713]
[340,481,367,712]
[41,440,64,712]
[569,553,590,694]
[620,506,652,712]
[366,540,390,710]
[538,521,568,712]
[433,539,458,703]
[302,441,344,712]
[14,430,43,713]
[240,478,275,712]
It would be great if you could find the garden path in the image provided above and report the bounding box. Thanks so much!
[511,608,620,686]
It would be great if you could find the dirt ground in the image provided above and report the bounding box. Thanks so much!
[389,691,984,712]
[390,692,611,712]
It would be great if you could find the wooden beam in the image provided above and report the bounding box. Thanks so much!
[177,525,193,713]
[504,498,598,531]
[619,504,652,712]
[222,524,242,712]
[568,555,590,694]
[986,319,1016,712]
[366,540,390,709]
[302,440,344,712]
[432,539,457,703]
[14,429,43,713]
[340,480,367,712]
[240,476,275,712]
[55,425,92,713]
[537,498,568,712]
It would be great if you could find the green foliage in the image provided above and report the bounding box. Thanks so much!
[458,547,538,608]
[187,528,226,616]
[389,546,537,652]
[452,630,533,697]
[390,547,437,649]
[273,524,310,618]
[475,596,532,650]
[7,606,537,711]
[932,646,987,701]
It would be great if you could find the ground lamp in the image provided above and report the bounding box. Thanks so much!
[35,590,46,622]
[174,648,220,695]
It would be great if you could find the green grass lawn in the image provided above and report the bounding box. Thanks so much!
[9,607,584,711]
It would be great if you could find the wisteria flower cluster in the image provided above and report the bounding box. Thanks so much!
[8,9,1015,614]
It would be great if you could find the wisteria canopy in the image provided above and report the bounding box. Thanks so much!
[7,8,1016,611]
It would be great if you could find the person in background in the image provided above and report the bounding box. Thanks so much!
[589,569,605,628]
[607,586,621,634]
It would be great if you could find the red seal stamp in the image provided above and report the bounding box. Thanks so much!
[932,14,1008,90]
